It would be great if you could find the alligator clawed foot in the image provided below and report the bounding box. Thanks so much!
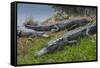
[67,40,78,44]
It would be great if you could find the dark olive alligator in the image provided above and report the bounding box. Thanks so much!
[25,18,89,32]
[36,23,96,56]
[17,27,49,38]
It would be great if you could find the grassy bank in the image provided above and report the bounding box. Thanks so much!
[17,31,96,65]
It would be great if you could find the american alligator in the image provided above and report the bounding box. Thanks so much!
[17,27,49,38]
[25,18,89,32]
[36,23,96,56]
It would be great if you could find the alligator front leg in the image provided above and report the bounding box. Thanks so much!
[67,40,78,44]
[57,39,78,50]
[51,24,59,32]
[67,38,81,45]
[67,24,78,31]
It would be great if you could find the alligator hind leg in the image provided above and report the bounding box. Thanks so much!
[86,28,94,42]
[86,28,93,40]
[86,23,94,39]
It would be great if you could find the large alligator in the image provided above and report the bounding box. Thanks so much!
[36,23,96,56]
[17,27,49,38]
[25,18,89,32]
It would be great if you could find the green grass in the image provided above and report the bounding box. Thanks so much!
[17,30,97,65]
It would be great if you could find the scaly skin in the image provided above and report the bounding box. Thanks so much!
[36,23,96,56]
[25,18,89,32]
[17,27,49,38]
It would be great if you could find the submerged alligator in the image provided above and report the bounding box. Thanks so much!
[17,27,49,38]
[36,23,96,56]
[25,18,89,32]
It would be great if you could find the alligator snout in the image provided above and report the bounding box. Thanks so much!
[35,48,48,57]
